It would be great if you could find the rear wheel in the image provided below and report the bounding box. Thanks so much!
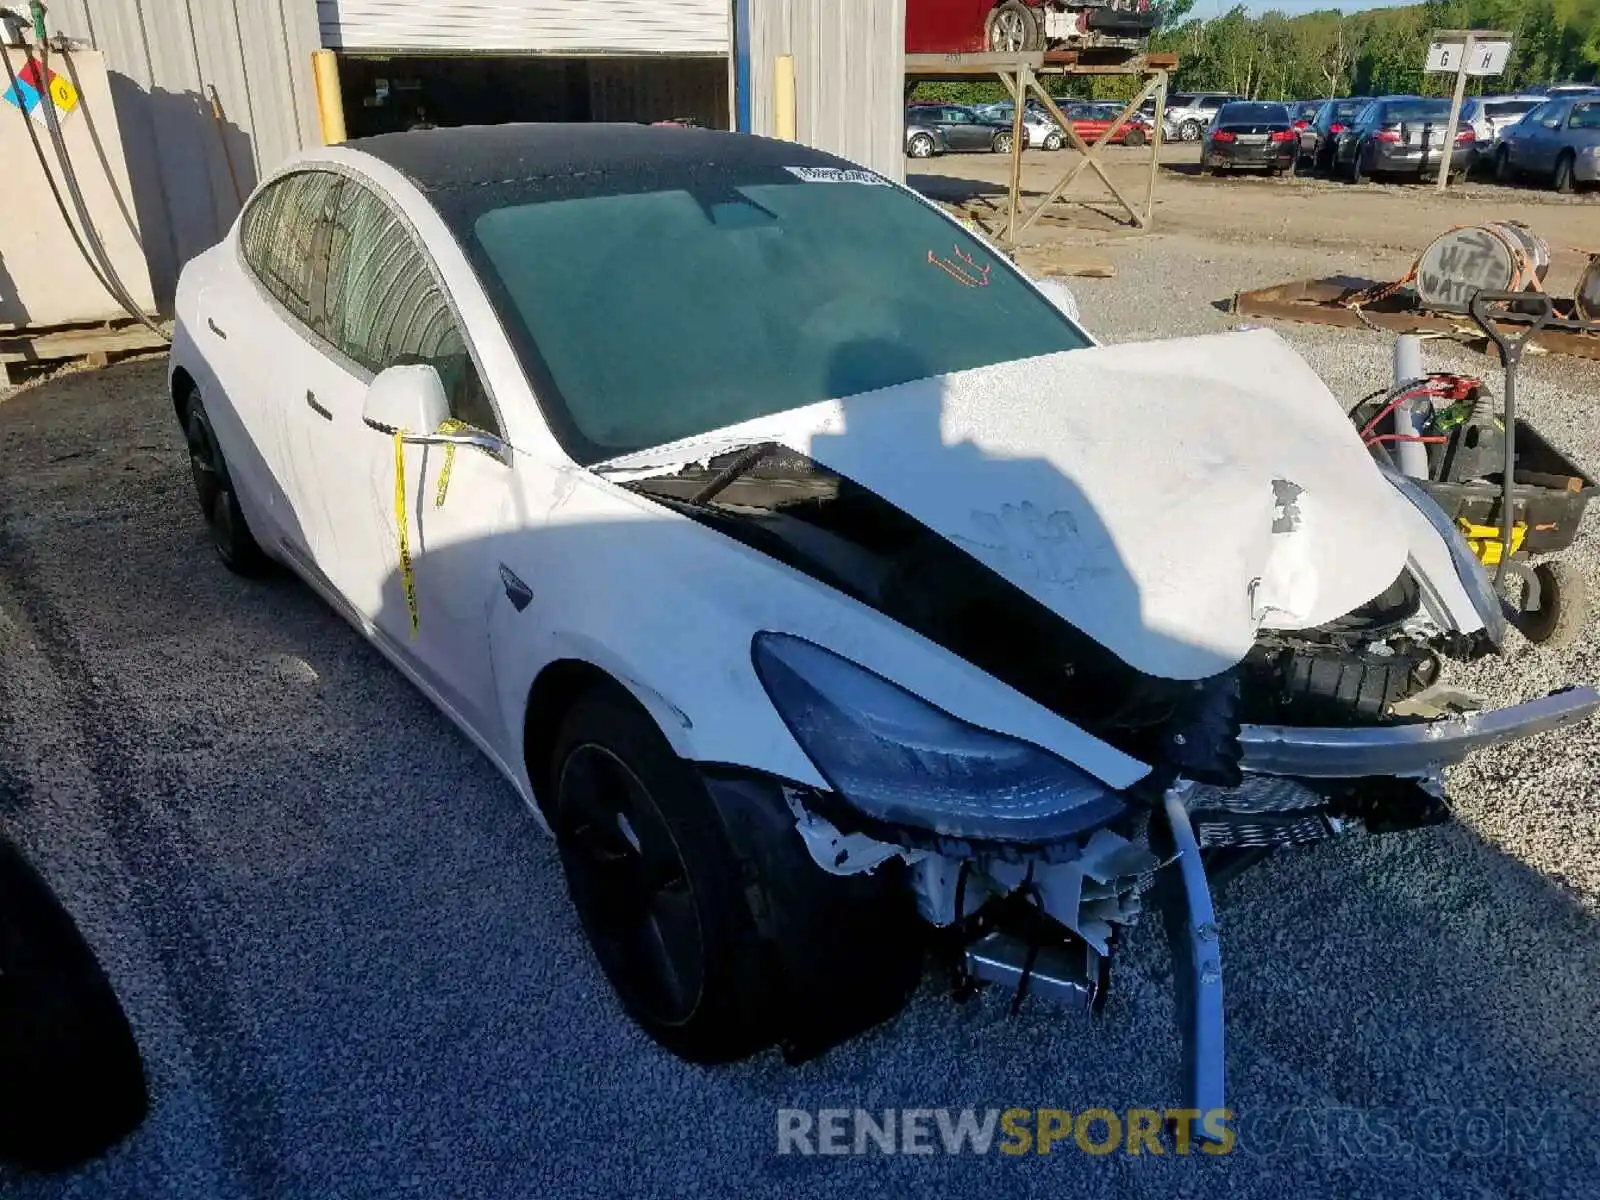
[991,130,1014,155]
[1345,144,1365,183]
[183,393,269,577]
[1494,144,1514,184]
[986,0,1042,53]
[1123,126,1147,148]
[1553,150,1576,195]
[1042,130,1063,151]
[907,132,936,159]
[1179,118,1203,142]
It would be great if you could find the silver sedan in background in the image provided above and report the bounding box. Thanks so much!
[1493,93,1600,192]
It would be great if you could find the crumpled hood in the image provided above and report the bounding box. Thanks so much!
[599,329,1410,680]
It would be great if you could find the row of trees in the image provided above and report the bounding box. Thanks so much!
[1155,0,1600,102]
[911,1,1600,106]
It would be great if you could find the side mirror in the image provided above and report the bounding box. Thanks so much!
[1034,276,1083,325]
[362,364,450,436]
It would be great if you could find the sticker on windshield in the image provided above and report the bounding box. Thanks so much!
[784,165,887,185]
[928,244,992,288]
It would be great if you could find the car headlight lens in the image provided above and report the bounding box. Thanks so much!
[751,632,1127,843]
[1384,470,1506,646]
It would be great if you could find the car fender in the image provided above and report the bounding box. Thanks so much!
[487,470,1154,811]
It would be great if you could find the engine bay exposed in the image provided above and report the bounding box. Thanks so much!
[621,445,1480,779]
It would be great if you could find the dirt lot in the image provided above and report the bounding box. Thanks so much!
[3,165,1600,1199]
[912,143,1600,291]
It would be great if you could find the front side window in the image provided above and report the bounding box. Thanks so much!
[321,179,500,436]
[1572,102,1600,129]
[238,171,340,323]
[461,169,1090,464]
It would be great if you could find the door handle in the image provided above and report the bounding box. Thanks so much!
[305,390,333,421]
[206,316,228,339]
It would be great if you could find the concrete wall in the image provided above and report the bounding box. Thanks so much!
[747,0,905,182]
[47,0,323,310]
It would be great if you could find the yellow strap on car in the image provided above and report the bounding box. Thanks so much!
[1456,518,1526,566]
[394,418,468,638]
[394,428,420,637]
[434,418,467,508]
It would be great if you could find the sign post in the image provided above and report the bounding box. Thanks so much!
[1426,30,1513,191]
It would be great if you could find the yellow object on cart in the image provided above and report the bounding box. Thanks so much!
[1456,519,1527,566]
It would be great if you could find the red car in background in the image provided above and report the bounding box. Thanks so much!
[907,0,1157,55]
[1061,101,1153,146]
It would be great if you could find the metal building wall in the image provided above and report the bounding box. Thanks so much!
[47,0,323,309]
[747,0,904,182]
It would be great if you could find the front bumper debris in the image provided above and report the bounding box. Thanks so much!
[1237,686,1600,778]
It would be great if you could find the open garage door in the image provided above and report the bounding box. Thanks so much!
[319,1,731,55]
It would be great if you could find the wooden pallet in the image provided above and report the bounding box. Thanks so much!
[0,317,169,385]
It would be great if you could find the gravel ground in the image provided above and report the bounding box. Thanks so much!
[3,237,1600,1198]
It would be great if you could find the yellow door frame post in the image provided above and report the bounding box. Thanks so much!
[774,54,796,140]
[311,49,346,145]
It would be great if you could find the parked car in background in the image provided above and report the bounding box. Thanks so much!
[974,99,1065,149]
[1287,100,1322,153]
[905,110,949,159]
[1063,101,1153,147]
[905,0,1157,55]
[1331,96,1474,183]
[904,103,1018,154]
[1307,98,1369,172]
[1460,95,1545,169]
[1493,94,1600,192]
[1164,92,1239,142]
[1202,101,1299,175]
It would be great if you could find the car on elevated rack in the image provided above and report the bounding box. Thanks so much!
[906,0,1157,55]
[168,121,1598,1121]
[1331,95,1476,183]
[1202,101,1300,175]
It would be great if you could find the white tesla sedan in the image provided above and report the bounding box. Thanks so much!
[169,123,1596,1115]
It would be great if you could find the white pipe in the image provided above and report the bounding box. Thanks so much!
[1392,335,1429,479]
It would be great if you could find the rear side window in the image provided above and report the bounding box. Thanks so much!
[239,171,340,323]
[320,180,501,436]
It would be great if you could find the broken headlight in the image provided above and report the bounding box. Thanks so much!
[752,632,1127,843]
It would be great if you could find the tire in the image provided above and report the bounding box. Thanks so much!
[1494,145,1513,184]
[1179,119,1203,142]
[183,393,269,577]
[550,688,921,1064]
[1516,560,1587,649]
[991,131,1014,155]
[552,690,775,1063]
[1553,150,1576,195]
[1042,131,1063,151]
[907,132,935,159]
[1208,163,1227,177]
[1123,127,1147,148]
[986,0,1042,53]
[1345,145,1365,184]
[0,836,148,1171]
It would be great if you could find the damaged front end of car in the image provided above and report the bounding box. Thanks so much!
[598,334,1599,1125]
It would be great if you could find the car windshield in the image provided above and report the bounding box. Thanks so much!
[1218,103,1289,123]
[1381,99,1452,123]
[461,170,1090,464]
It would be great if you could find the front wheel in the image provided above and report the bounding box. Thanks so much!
[991,131,1014,155]
[907,132,936,159]
[183,393,269,576]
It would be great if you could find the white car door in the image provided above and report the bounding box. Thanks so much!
[310,176,517,745]
[206,169,347,569]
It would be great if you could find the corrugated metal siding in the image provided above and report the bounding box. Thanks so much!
[48,0,322,309]
[748,0,904,182]
[320,1,730,54]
